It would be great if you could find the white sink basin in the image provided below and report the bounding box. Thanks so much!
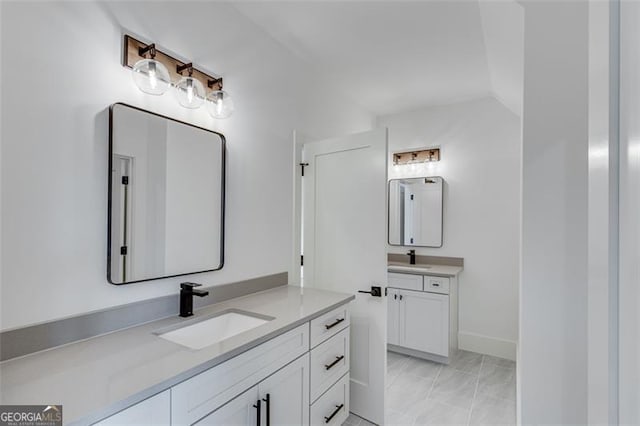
[156,310,274,350]
[388,263,432,273]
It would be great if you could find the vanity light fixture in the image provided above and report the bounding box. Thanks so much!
[123,34,233,118]
[393,148,440,166]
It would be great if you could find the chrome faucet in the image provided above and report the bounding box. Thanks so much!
[180,282,209,317]
[407,249,416,265]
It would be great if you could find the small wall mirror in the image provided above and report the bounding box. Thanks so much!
[388,177,443,247]
[108,103,225,284]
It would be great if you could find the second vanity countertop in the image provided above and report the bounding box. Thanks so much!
[0,285,354,425]
[387,261,463,277]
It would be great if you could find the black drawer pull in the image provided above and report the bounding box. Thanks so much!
[325,318,345,330]
[324,355,345,370]
[432,283,440,287]
[324,404,344,423]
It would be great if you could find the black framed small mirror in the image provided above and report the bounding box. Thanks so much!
[388,176,443,247]
[108,103,225,284]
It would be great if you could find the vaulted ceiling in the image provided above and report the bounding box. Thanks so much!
[232,0,523,117]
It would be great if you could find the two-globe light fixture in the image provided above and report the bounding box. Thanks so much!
[125,35,234,118]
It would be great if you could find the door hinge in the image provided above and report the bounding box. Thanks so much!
[300,255,304,266]
[120,246,128,255]
[122,176,129,185]
[299,163,309,177]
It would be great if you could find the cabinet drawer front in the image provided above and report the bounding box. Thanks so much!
[310,304,350,348]
[388,272,423,291]
[310,327,350,402]
[172,324,309,425]
[425,276,450,294]
[310,372,350,426]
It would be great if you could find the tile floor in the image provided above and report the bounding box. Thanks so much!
[342,350,516,426]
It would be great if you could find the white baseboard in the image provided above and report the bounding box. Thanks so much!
[458,331,517,361]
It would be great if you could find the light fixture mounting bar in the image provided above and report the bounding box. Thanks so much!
[392,148,440,165]
[123,34,223,91]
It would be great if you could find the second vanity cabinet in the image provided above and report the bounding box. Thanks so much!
[96,303,351,426]
[387,272,458,362]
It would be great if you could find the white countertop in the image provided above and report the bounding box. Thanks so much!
[0,285,354,425]
[387,261,463,276]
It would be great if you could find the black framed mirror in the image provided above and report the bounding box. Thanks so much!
[108,103,225,284]
[388,176,443,247]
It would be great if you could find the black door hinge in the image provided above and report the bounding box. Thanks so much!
[300,163,309,177]
[122,176,129,185]
[300,255,304,266]
[120,246,128,255]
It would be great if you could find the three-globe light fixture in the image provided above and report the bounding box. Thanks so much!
[126,35,234,119]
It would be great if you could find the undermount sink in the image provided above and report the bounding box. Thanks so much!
[388,263,432,272]
[155,309,274,350]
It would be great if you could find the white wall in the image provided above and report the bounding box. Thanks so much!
[519,1,589,424]
[588,0,619,424]
[0,1,374,330]
[619,0,640,422]
[378,97,521,360]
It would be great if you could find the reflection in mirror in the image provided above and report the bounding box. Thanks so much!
[388,177,443,247]
[108,103,225,284]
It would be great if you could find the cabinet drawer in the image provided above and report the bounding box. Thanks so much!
[310,373,349,426]
[310,304,350,348]
[388,272,423,291]
[172,323,309,425]
[310,327,350,402]
[424,276,450,294]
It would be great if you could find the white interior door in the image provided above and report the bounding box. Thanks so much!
[302,128,387,425]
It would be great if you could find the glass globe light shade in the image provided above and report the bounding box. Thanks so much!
[206,90,234,119]
[175,76,206,109]
[131,59,171,95]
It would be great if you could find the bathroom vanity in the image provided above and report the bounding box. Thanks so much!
[386,262,462,364]
[0,286,353,426]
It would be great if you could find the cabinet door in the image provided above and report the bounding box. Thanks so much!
[196,386,259,426]
[258,354,310,426]
[400,290,449,356]
[387,288,400,346]
[96,390,170,426]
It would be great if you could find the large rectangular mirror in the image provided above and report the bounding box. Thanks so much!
[388,177,443,247]
[108,103,225,284]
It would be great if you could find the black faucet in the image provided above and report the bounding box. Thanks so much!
[179,282,209,317]
[407,249,416,265]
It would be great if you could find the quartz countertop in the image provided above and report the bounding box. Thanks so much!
[0,285,354,425]
[387,261,463,277]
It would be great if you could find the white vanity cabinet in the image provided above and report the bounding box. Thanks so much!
[197,354,310,426]
[95,303,350,426]
[387,272,458,363]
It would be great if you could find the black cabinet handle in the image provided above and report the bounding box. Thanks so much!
[324,355,345,370]
[262,394,270,426]
[253,399,261,426]
[324,404,344,423]
[394,294,397,300]
[399,294,403,300]
[432,283,440,287]
[325,318,345,330]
